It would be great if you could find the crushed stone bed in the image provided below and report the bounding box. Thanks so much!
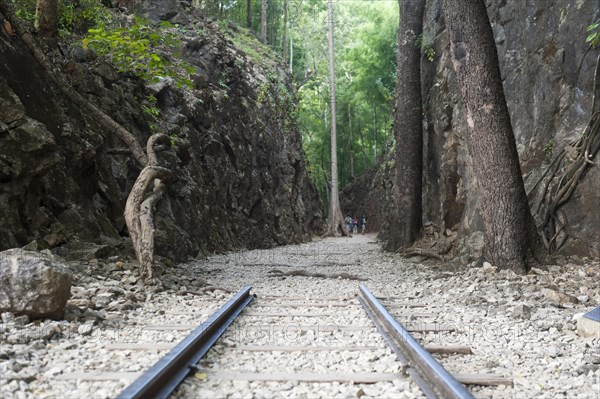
[1,234,599,398]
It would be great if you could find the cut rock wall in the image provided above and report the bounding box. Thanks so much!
[375,0,600,258]
[0,16,322,260]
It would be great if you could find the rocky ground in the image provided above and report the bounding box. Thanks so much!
[1,234,599,398]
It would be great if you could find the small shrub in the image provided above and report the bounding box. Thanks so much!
[82,18,195,88]
[543,139,554,158]
[587,19,600,47]
[414,33,435,62]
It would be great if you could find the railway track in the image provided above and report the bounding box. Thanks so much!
[93,284,512,398]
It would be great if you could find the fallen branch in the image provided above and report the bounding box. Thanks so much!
[267,269,367,281]
[403,250,443,261]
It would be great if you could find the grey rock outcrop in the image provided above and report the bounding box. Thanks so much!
[0,14,322,260]
[0,249,72,319]
[375,0,599,258]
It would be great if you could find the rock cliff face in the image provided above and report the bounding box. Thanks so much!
[0,13,322,260]
[375,0,600,258]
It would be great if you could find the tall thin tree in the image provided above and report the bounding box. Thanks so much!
[324,0,349,236]
[373,104,378,163]
[260,0,267,43]
[442,0,540,273]
[35,0,57,49]
[348,105,355,179]
[357,115,368,169]
[282,0,289,64]
[247,0,252,29]
[385,0,425,251]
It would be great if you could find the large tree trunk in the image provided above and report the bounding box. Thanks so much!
[35,0,57,49]
[324,0,349,237]
[260,0,267,44]
[385,0,425,251]
[442,0,540,273]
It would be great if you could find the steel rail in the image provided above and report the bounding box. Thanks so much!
[358,283,475,399]
[117,286,254,399]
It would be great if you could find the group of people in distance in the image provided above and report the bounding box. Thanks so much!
[345,214,367,235]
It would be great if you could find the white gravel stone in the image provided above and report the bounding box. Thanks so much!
[1,234,599,398]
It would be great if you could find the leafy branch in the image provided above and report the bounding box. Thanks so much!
[415,33,435,62]
[82,18,195,89]
[586,19,600,47]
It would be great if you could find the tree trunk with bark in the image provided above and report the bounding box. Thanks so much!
[357,115,368,169]
[246,0,252,29]
[442,0,540,273]
[289,19,293,74]
[385,0,425,251]
[260,0,267,44]
[324,0,349,237]
[348,105,354,179]
[373,104,378,164]
[282,0,288,64]
[35,0,57,49]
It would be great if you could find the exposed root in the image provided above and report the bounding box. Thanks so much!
[403,250,444,261]
[125,134,173,281]
[528,112,600,254]
[267,269,366,281]
[0,3,174,283]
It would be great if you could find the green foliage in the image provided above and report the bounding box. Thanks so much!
[142,94,160,118]
[9,0,110,36]
[293,0,398,197]
[415,33,435,62]
[587,19,600,47]
[142,94,160,132]
[424,46,435,62]
[225,25,277,68]
[58,0,110,35]
[82,18,194,88]
[543,139,554,158]
[10,0,36,24]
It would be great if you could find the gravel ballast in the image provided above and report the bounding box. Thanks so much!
[1,234,599,398]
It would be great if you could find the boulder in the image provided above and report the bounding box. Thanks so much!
[0,249,72,319]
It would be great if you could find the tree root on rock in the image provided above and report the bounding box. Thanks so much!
[528,112,600,254]
[0,2,174,285]
[125,134,172,282]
